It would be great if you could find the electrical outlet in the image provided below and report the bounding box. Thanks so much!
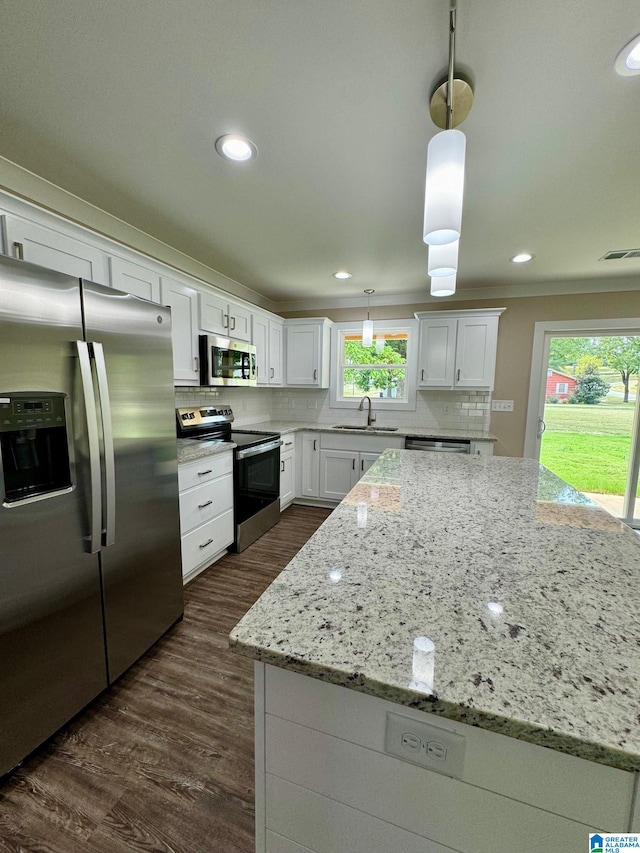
[491,399,514,412]
[385,712,465,779]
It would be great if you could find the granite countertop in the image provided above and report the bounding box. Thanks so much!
[230,450,640,772]
[177,438,236,464]
[228,420,497,442]
[177,421,496,464]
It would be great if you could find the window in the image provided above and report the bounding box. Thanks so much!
[556,382,568,394]
[330,320,418,411]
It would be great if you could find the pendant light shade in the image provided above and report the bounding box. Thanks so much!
[430,272,456,298]
[362,289,375,347]
[428,239,459,277]
[423,129,466,246]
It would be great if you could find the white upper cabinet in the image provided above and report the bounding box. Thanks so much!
[284,318,333,387]
[1,216,108,284]
[199,291,252,342]
[160,277,200,384]
[416,309,505,391]
[109,256,161,302]
[253,313,283,385]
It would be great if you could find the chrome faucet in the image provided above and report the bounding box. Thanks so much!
[358,395,376,427]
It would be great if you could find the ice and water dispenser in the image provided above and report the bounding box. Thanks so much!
[0,393,72,504]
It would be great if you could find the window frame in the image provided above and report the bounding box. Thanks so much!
[329,319,418,411]
[556,382,569,394]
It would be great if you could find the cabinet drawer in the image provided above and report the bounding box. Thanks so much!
[181,509,234,576]
[179,475,233,534]
[178,451,233,491]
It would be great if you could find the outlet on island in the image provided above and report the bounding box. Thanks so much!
[385,712,465,779]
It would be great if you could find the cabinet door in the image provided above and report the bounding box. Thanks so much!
[319,450,358,501]
[286,325,320,386]
[418,318,457,388]
[359,451,381,476]
[269,321,284,385]
[252,314,269,385]
[161,277,199,383]
[228,302,252,342]
[470,441,494,456]
[109,257,161,302]
[300,433,320,497]
[199,292,230,335]
[454,316,499,389]
[280,451,295,510]
[2,216,108,283]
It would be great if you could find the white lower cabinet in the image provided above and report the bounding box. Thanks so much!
[319,450,359,501]
[470,440,494,456]
[178,451,234,582]
[317,433,404,502]
[299,432,321,498]
[257,664,635,853]
[280,437,296,510]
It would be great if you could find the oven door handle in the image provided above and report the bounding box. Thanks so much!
[236,438,283,460]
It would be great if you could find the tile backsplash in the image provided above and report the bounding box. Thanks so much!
[174,387,491,432]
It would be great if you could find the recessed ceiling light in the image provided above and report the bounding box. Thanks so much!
[215,135,257,162]
[615,34,640,76]
[511,252,534,263]
[333,271,352,280]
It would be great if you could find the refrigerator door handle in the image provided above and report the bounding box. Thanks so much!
[93,342,116,547]
[76,341,102,554]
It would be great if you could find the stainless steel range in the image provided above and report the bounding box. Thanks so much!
[176,406,282,552]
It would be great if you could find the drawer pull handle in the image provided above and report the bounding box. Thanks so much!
[199,538,214,549]
[281,460,285,472]
[197,469,213,476]
[285,441,293,446]
[198,500,213,509]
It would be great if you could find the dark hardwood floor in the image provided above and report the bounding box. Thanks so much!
[0,505,331,853]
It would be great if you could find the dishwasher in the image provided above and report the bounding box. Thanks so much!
[404,436,471,453]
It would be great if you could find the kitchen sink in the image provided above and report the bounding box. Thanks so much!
[332,424,398,432]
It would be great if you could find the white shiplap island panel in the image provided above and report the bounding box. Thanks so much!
[230,451,640,853]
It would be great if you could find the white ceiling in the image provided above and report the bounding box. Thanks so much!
[0,0,639,308]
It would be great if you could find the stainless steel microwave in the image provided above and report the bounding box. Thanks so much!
[199,334,257,387]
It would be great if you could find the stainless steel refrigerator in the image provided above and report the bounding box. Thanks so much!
[0,255,183,776]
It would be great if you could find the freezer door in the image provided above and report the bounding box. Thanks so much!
[0,256,107,776]
[81,280,183,682]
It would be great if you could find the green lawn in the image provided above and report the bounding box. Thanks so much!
[540,404,637,494]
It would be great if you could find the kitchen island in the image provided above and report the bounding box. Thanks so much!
[230,450,640,853]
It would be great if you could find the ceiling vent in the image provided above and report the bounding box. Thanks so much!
[600,249,640,260]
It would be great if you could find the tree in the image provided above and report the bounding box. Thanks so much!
[597,336,640,402]
[548,337,594,372]
[570,364,609,405]
[343,339,405,396]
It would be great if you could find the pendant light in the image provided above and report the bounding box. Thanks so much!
[362,289,374,347]
[423,4,472,247]
[430,272,456,298]
[428,239,459,278]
